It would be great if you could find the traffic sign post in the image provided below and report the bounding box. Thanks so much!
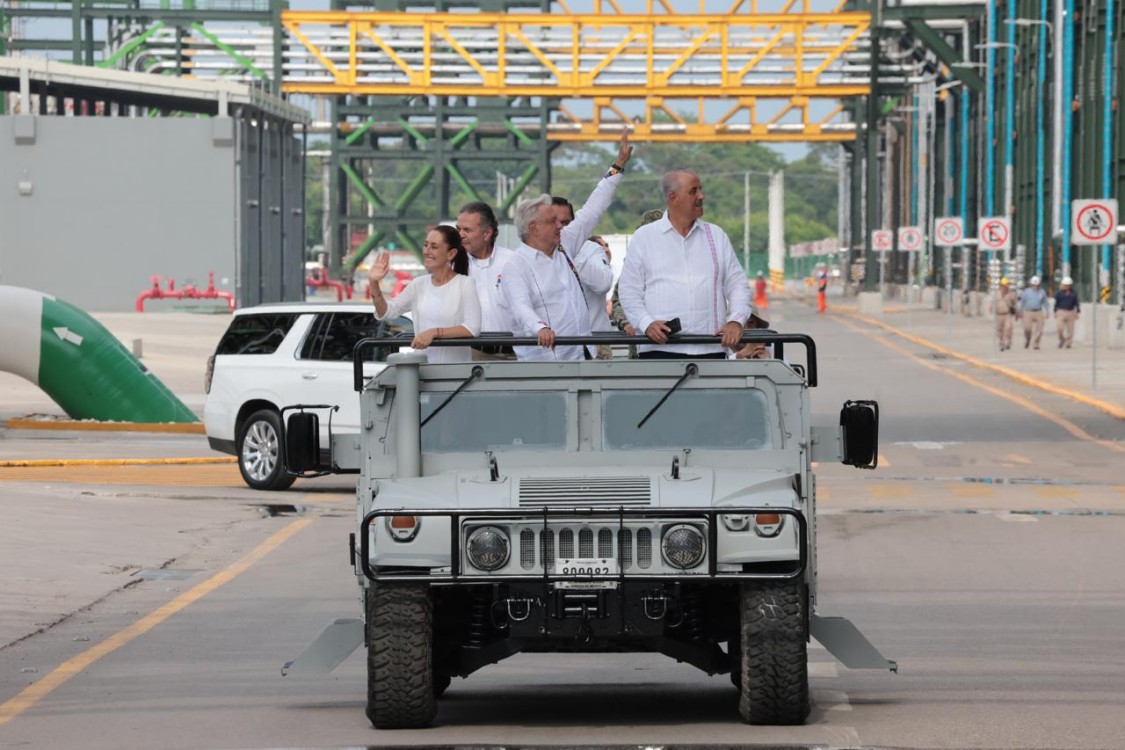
[934,217,964,247]
[1071,199,1118,245]
[1070,200,1119,393]
[897,226,923,252]
[978,217,1011,252]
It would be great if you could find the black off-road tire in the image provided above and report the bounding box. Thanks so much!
[738,581,810,725]
[365,585,437,729]
[236,409,296,491]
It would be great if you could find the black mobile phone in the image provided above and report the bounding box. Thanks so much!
[665,317,682,335]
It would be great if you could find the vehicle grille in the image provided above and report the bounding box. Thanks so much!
[519,525,655,572]
[517,476,652,507]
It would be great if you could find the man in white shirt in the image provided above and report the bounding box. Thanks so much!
[618,170,752,358]
[552,197,615,357]
[502,133,633,361]
[457,201,516,359]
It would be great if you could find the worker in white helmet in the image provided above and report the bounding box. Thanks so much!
[1054,276,1080,349]
[1017,275,1049,350]
[991,276,1018,351]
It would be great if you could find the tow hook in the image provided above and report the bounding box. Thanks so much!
[642,591,669,620]
[505,597,537,622]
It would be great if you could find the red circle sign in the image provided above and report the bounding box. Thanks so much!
[980,220,1009,249]
[936,219,962,244]
[1076,204,1115,242]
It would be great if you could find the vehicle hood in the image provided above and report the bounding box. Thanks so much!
[374,466,799,510]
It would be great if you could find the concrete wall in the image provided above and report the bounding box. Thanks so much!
[0,116,302,312]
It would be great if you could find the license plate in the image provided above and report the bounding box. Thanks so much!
[557,558,618,577]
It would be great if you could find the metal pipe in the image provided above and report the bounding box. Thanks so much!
[985,0,995,220]
[960,22,971,294]
[390,352,426,479]
[1051,0,1064,241]
[1101,0,1117,278]
[1060,0,1074,274]
[1004,0,1015,269]
[1034,7,1047,277]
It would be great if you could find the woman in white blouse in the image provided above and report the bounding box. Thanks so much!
[368,226,482,363]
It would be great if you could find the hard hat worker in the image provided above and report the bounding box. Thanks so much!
[1054,276,1080,349]
[991,277,1018,351]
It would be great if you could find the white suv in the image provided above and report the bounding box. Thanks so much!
[203,302,410,490]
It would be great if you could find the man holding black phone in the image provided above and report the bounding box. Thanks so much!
[617,170,753,359]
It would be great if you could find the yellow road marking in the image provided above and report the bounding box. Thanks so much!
[951,483,996,498]
[0,464,243,486]
[877,453,890,468]
[868,484,911,499]
[0,517,313,727]
[4,419,205,434]
[1032,486,1078,499]
[835,316,1125,455]
[842,311,1125,421]
[0,457,235,468]
[1004,454,1033,465]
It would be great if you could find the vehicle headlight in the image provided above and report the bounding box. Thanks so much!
[661,524,706,569]
[466,526,510,571]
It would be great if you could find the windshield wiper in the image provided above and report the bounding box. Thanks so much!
[420,365,483,428]
[636,363,698,429]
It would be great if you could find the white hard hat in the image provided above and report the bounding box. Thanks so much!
[1029,275,1041,285]
[1061,276,1073,286]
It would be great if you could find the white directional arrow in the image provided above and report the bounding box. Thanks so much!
[52,327,84,346]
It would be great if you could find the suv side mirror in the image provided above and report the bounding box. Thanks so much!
[286,412,321,473]
[840,400,878,469]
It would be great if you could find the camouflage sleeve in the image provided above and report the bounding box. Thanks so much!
[609,283,629,331]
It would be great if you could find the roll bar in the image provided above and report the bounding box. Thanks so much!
[351,331,818,392]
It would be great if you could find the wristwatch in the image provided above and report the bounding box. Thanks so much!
[605,163,625,178]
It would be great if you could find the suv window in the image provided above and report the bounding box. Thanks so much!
[602,388,772,450]
[215,313,298,355]
[300,312,412,362]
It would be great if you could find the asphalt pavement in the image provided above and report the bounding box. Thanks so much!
[1,297,1123,747]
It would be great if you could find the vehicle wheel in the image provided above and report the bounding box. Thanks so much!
[236,409,295,491]
[366,585,437,729]
[738,581,809,725]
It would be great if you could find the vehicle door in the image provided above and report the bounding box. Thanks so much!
[295,311,411,437]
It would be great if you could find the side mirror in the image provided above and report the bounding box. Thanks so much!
[286,412,321,473]
[840,400,878,469]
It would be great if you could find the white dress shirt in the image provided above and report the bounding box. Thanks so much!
[618,213,752,356]
[559,173,622,255]
[501,244,591,361]
[467,244,516,334]
[375,273,481,363]
[573,239,614,332]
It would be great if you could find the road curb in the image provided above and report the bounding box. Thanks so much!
[0,456,236,468]
[842,310,1125,421]
[4,418,205,434]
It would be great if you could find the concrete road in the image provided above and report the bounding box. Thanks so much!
[1,302,1123,749]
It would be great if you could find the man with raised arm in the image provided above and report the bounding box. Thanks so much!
[617,169,752,359]
[501,131,633,361]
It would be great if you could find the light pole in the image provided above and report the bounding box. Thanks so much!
[1006,18,1054,280]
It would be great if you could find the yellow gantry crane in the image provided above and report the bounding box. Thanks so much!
[280,0,871,142]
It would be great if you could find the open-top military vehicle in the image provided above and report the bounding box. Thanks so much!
[281,332,895,728]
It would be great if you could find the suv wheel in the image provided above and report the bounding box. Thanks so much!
[738,581,810,725]
[237,409,296,491]
[366,585,437,728]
